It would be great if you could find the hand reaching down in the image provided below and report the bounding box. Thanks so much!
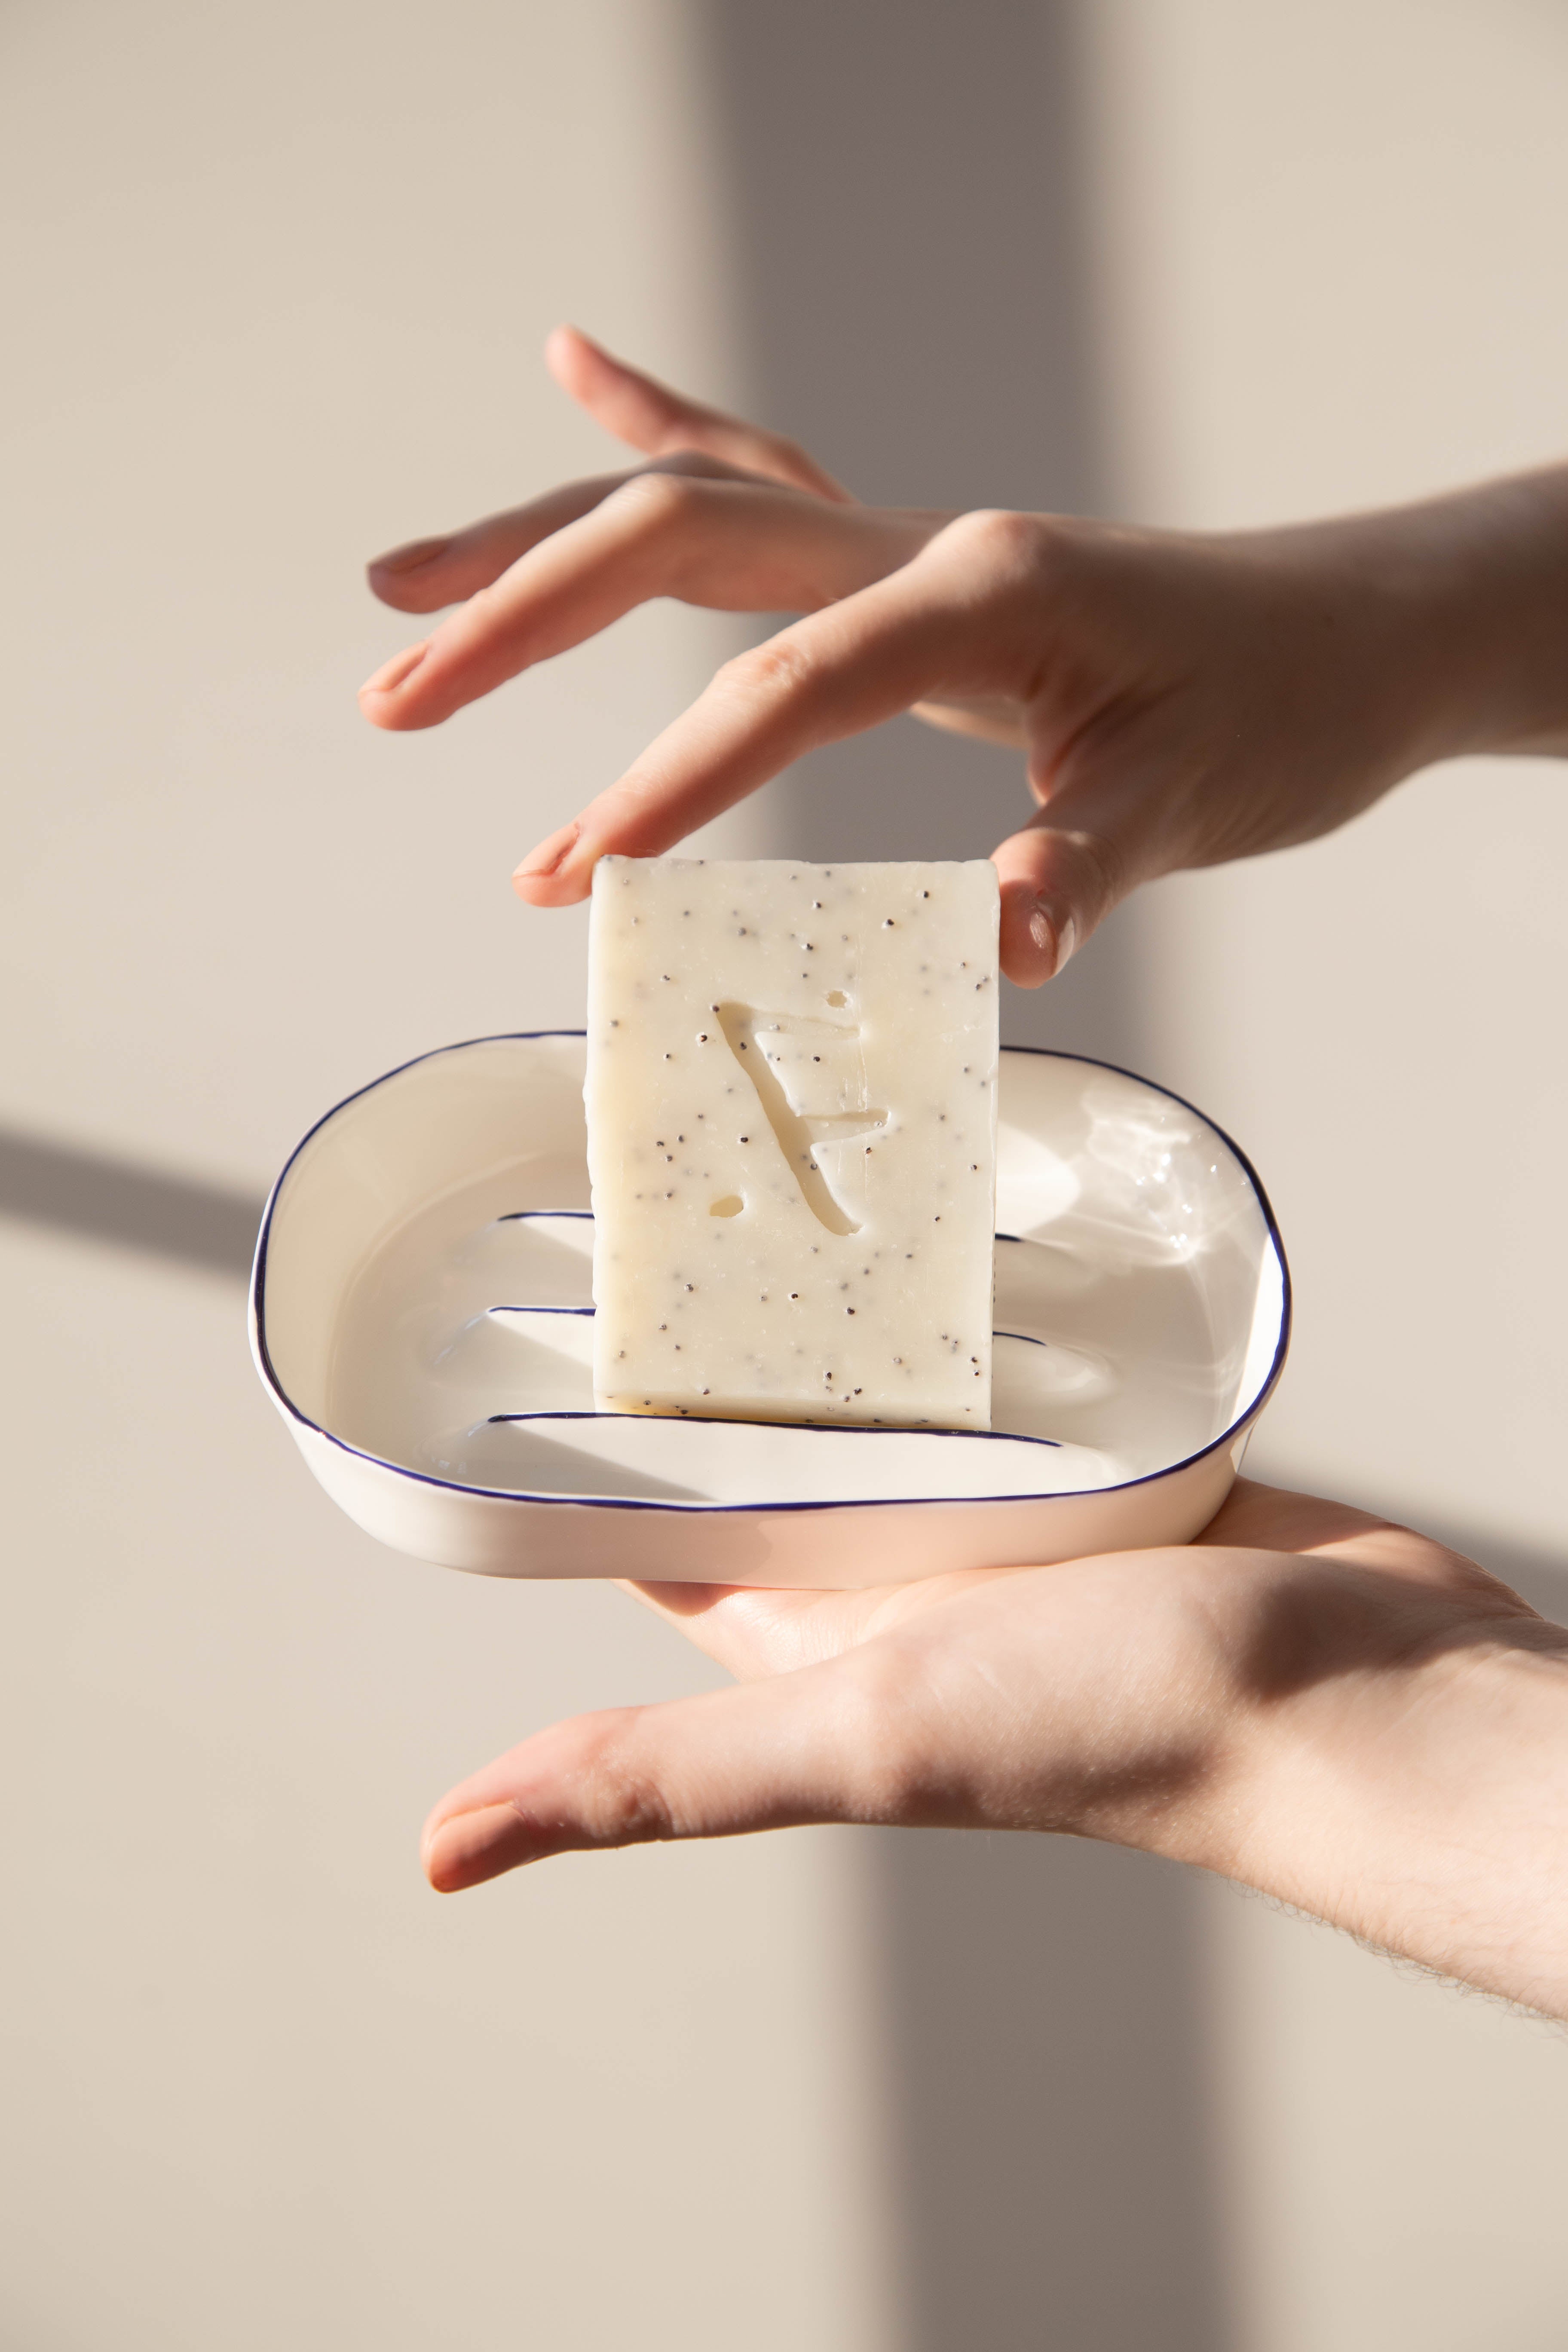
[422,1479,1568,2020]
[362,328,1568,984]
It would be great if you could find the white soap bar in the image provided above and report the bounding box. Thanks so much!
[585,857,999,1428]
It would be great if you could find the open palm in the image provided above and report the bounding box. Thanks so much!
[422,1476,1568,2024]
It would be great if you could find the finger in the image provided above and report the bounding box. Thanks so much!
[548,322,853,503]
[366,474,627,614]
[1200,1480,1493,1602]
[618,1556,1036,1684]
[420,1665,894,1893]
[367,319,852,616]
[366,450,776,617]
[513,542,1001,902]
[361,474,919,734]
[618,1577,897,1680]
[991,816,1127,986]
[913,692,1029,751]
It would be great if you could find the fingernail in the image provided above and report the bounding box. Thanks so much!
[423,1802,538,1892]
[370,537,449,575]
[1028,899,1078,974]
[514,822,582,884]
[360,642,429,697]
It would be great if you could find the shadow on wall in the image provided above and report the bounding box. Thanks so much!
[870,1832,1226,2352]
[0,1124,263,1277]
[697,0,1144,1082]
[698,6,1228,2346]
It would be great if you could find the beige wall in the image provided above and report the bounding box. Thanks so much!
[5,3,1568,2347]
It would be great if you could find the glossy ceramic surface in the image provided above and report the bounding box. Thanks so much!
[250,1033,1289,1588]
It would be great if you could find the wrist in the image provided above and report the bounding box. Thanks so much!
[1326,469,1568,771]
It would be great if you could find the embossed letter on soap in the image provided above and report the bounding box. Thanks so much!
[585,858,1000,1429]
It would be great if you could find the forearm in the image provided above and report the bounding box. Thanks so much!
[1323,466,1568,772]
[1199,1615,1568,2013]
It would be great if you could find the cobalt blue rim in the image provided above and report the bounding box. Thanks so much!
[489,1304,597,1317]
[250,1029,1292,1514]
[481,1409,1062,1450]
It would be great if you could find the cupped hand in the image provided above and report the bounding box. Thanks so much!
[420,1478,1568,2013]
[360,328,1443,984]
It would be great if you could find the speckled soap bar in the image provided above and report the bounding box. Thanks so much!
[585,856,999,1429]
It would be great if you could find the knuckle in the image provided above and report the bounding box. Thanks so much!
[942,505,1044,569]
[608,468,705,531]
[767,432,817,478]
[1061,827,1124,915]
[939,508,1078,605]
[656,445,733,479]
[716,634,819,704]
[574,1712,678,1847]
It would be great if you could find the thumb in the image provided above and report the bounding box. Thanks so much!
[421,1664,891,1893]
[992,818,1128,988]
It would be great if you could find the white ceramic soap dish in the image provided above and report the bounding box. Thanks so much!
[250,1033,1289,1588]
